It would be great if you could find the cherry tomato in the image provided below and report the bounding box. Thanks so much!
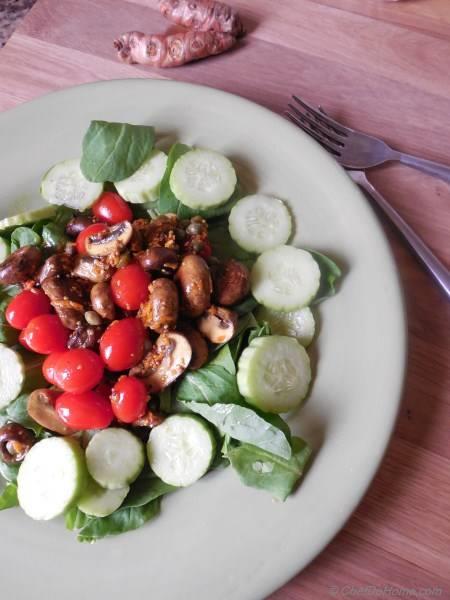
[111,263,150,310]
[199,240,212,260]
[20,314,69,354]
[53,349,104,393]
[99,317,145,371]
[111,376,148,423]
[6,289,52,330]
[42,351,66,385]
[56,391,113,430]
[92,192,133,224]
[76,222,107,255]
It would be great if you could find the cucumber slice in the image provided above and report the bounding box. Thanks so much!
[41,158,104,210]
[114,149,167,204]
[147,415,216,487]
[86,428,144,490]
[0,345,25,409]
[228,194,292,253]
[0,206,56,232]
[77,478,129,517]
[251,245,320,311]
[237,335,311,413]
[18,437,87,520]
[0,237,10,261]
[256,306,315,347]
[169,149,237,210]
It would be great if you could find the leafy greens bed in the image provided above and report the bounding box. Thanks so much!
[0,120,341,541]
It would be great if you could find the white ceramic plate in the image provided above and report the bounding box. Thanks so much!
[0,80,405,600]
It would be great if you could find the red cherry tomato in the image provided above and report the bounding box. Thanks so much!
[92,192,133,224]
[111,263,150,310]
[111,376,148,423]
[56,391,113,430]
[20,314,69,354]
[42,351,66,385]
[6,289,52,330]
[199,240,212,260]
[53,349,104,393]
[76,222,107,255]
[99,317,145,371]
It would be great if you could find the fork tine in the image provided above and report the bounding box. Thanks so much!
[284,111,341,157]
[287,103,344,150]
[291,95,348,137]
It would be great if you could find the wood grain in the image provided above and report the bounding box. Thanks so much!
[0,1,449,597]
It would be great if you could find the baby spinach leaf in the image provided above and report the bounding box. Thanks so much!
[81,120,155,183]
[0,483,18,510]
[184,401,292,460]
[10,227,41,252]
[159,387,172,413]
[309,250,342,304]
[248,321,271,344]
[5,394,44,437]
[122,475,176,509]
[0,323,19,345]
[65,506,92,531]
[76,498,162,542]
[226,436,312,500]
[233,296,259,317]
[0,460,19,484]
[42,223,67,250]
[208,220,255,269]
[208,344,236,374]
[158,142,192,217]
[53,206,74,227]
[176,365,241,406]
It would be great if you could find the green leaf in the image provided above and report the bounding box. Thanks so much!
[5,394,44,437]
[0,323,19,345]
[53,206,74,227]
[0,483,18,510]
[0,460,19,484]
[184,401,292,460]
[158,143,192,217]
[41,222,67,250]
[65,506,92,531]
[248,321,271,344]
[208,344,236,374]
[227,312,258,362]
[176,365,241,406]
[232,296,259,317]
[76,498,161,542]
[10,227,41,252]
[226,436,312,500]
[309,250,342,304]
[122,475,176,508]
[159,387,172,413]
[208,220,255,269]
[80,120,155,183]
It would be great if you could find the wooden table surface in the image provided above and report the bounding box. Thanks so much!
[0,1,449,598]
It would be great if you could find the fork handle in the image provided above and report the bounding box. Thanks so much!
[393,151,450,184]
[350,170,450,299]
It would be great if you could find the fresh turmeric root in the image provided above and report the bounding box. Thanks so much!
[114,30,236,68]
[158,0,245,38]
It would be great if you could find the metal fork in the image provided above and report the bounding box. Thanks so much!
[285,97,450,299]
[287,95,450,183]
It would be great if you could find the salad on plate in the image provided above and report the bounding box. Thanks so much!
[0,120,341,541]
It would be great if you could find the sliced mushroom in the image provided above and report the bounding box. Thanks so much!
[0,245,42,285]
[175,254,212,317]
[136,247,179,273]
[0,423,35,464]
[85,220,132,257]
[139,278,179,333]
[145,214,180,248]
[197,306,238,344]
[214,259,250,306]
[130,332,192,393]
[38,252,74,284]
[41,276,87,330]
[180,325,209,370]
[27,389,75,435]
[90,282,115,320]
[73,255,114,282]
